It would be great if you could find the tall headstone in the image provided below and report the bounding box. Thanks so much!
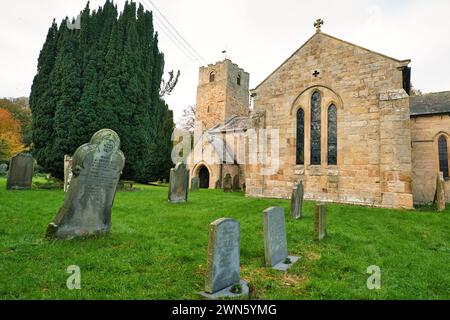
[46,129,125,239]
[64,155,73,193]
[435,172,446,212]
[223,173,232,193]
[168,162,189,203]
[200,218,249,299]
[191,177,200,192]
[232,175,241,192]
[314,203,327,240]
[263,207,299,271]
[290,180,304,219]
[0,163,7,176]
[6,153,34,190]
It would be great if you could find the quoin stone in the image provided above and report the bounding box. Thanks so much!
[46,129,125,239]
[263,207,299,271]
[64,155,73,193]
[6,153,34,190]
[191,176,200,192]
[314,203,327,240]
[223,174,232,193]
[201,218,249,299]
[434,172,446,212]
[290,180,304,219]
[168,162,189,203]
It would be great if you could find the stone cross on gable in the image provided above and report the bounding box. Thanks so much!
[314,19,324,32]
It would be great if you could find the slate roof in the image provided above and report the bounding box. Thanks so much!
[410,91,450,117]
[208,116,250,134]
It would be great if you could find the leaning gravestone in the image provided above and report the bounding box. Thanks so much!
[263,207,299,271]
[434,172,446,212]
[46,129,125,239]
[290,180,304,219]
[232,175,241,192]
[191,177,200,192]
[64,155,73,193]
[200,218,249,299]
[168,162,189,203]
[6,153,34,190]
[314,203,327,240]
[223,174,232,193]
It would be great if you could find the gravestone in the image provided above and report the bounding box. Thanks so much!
[314,203,327,240]
[168,162,189,203]
[223,174,232,193]
[46,129,125,239]
[191,177,200,192]
[434,172,446,212]
[215,180,221,189]
[6,153,34,190]
[64,155,73,192]
[200,218,249,299]
[232,175,241,192]
[263,207,299,271]
[0,163,7,176]
[290,180,304,219]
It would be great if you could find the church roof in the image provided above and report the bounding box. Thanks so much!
[410,91,450,117]
[208,116,250,134]
[252,31,410,91]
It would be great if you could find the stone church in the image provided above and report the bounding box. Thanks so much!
[186,21,450,209]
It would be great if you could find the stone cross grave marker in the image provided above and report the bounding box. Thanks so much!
[263,207,299,271]
[46,129,125,239]
[64,155,73,192]
[435,172,446,212]
[6,153,34,190]
[168,162,189,203]
[200,218,249,299]
[314,203,327,240]
[191,176,200,192]
[223,173,232,193]
[290,180,304,219]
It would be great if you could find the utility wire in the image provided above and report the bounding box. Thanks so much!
[141,0,208,65]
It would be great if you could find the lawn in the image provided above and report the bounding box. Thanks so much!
[0,177,449,300]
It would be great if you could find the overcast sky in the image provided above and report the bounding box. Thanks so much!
[1,0,450,123]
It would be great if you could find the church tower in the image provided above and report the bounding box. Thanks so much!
[195,59,250,130]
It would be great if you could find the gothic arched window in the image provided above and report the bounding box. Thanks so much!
[327,104,337,165]
[296,108,305,165]
[237,74,241,86]
[310,92,321,165]
[209,71,215,82]
[438,135,449,178]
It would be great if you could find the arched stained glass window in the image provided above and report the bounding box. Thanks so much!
[310,92,321,165]
[327,104,337,165]
[296,108,305,165]
[438,135,449,178]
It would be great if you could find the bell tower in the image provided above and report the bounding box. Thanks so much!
[195,59,250,130]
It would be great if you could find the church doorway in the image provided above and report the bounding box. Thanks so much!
[198,166,210,189]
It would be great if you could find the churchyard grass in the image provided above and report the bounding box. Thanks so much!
[0,177,448,300]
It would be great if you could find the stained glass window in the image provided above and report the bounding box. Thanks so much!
[327,104,337,165]
[296,109,305,165]
[310,92,321,165]
[439,136,449,178]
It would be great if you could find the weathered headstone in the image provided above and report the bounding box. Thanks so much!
[223,173,232,193]
[263,207,299,271]
[191,177,200,192]
[434,172,446,212]
[6,153,34,190]
[232,175,241,192]
[200,218,249,299]
[290,180,304,219]
[314,203,327,240]
[0,163,7,176]
[64,155,73,193]
[215,180,221,189]
[46,129,125,239]
[168,162,189,203]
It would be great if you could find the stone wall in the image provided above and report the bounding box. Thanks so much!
[246,31,413,209]
[411,114,450,204]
